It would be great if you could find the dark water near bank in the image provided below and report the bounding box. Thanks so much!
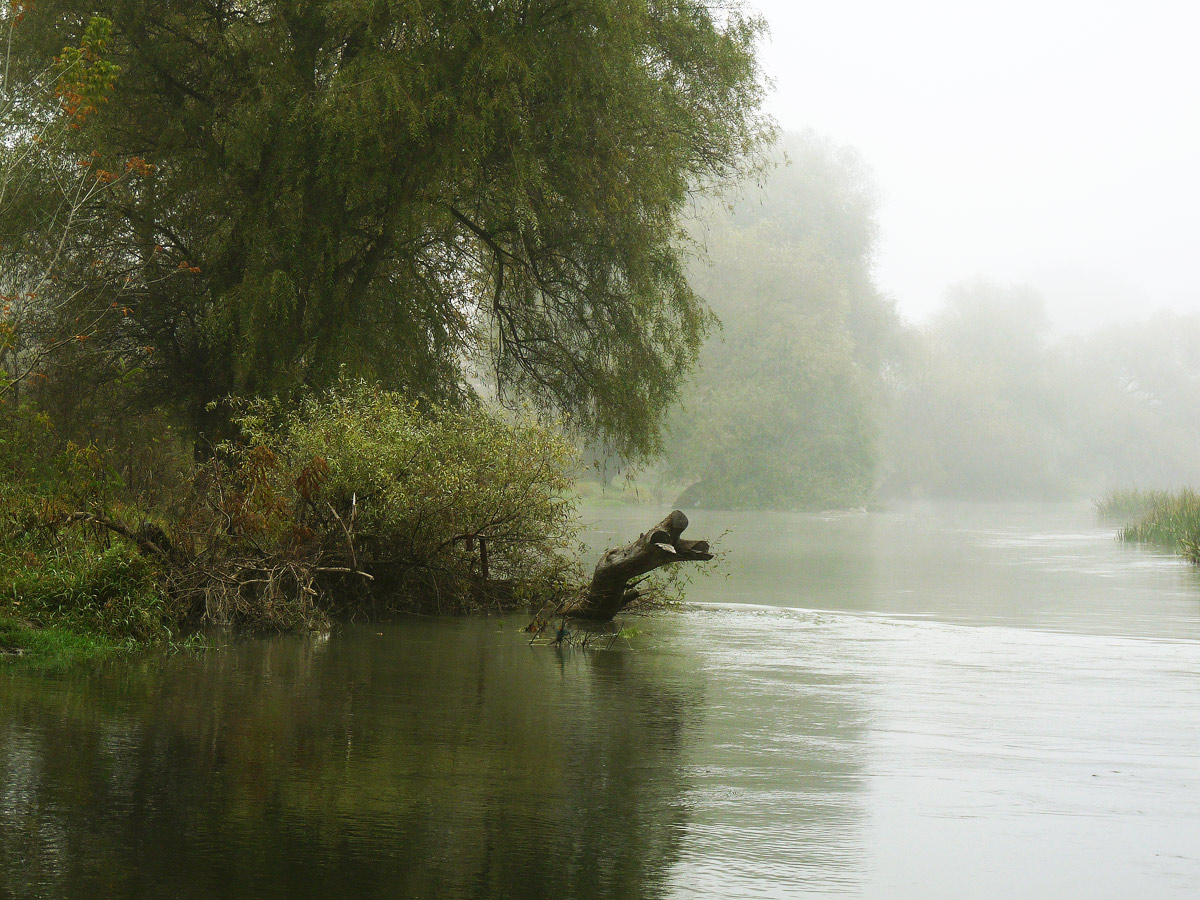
[2,503,1199,898]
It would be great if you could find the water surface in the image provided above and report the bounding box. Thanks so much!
[2,503,1198,898]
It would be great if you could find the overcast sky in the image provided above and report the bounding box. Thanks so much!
[749,0,1200,331]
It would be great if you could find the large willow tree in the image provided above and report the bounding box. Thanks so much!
[4,1,770,454]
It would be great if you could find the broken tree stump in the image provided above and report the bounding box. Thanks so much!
[565,509,713,622]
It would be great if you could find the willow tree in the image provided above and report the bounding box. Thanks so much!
[4,0,771,455]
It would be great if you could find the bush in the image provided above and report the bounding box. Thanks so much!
[0,383,583,640]
[179,384,581,627]
[0,405,177,648]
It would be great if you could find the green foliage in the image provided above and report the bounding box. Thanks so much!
[6,0,772,456]
[0,397,192,654]
[0,381,584,640]
[664,132,897,509]
[176,382,582,627]
[0,407,177,648]
[0,543,170,643]
[234,389,578,562]
[2,2,748,641]
[0,615,116,668]
[1113,487,1200,566]
[52,15,120,125]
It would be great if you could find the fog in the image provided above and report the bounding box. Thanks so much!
[750,0,1200,332]
[639,131,1200,507]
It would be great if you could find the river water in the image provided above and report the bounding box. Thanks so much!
[1,503,1198,898]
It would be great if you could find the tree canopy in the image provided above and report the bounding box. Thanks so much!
[3,0,771,455]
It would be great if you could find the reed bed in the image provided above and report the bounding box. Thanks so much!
[1094,488,1177,521]
[1102,488,1200,563]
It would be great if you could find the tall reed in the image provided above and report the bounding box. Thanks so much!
[1105,488,1200,563]
[1094,488,1175,521]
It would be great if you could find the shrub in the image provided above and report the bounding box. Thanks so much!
[0,406,177,647]
[1,383,583,639]
[179,384,581,627]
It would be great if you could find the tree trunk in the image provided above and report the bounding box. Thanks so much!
[565,509,713,621]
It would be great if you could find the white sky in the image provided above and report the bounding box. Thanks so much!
[749,0,1200,331]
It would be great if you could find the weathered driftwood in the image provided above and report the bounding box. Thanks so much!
[564,509,713,621]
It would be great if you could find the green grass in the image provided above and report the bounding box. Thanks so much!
[1,544,175,643]
[0,529,178,670]
[0,615,119,669]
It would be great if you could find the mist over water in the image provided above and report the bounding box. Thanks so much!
[3,504,1197,899]
[589,503,1200,639]
[657,138,1200,506]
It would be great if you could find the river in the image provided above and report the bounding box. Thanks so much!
[1,502,1198,898]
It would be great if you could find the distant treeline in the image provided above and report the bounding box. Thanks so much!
[604,132,1200,509]
[883,288,1200,500]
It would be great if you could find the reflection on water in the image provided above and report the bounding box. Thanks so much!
[0,621,704,900]
[662,606,872,899]
[2,503,1199,898]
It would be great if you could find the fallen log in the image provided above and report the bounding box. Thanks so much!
[561,509,713,622]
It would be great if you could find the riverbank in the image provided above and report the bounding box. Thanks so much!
[0,539,176,669]
[0,384,584,667]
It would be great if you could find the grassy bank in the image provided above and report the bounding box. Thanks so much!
[1100,488,1200,563]
[0,539,176,669]
[0,616,120,669]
